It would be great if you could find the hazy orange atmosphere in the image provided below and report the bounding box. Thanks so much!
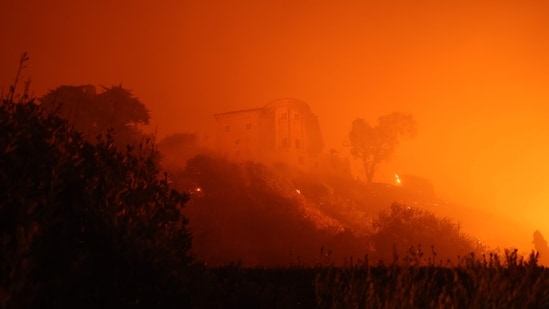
[2,0,549,252]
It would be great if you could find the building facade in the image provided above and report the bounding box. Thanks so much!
[214,98,324,169]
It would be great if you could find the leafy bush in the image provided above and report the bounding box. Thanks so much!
[0,56,192,307]
[370,203,478,264]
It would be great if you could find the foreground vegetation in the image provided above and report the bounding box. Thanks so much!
[193,251,549,308]
[314,250,549,308]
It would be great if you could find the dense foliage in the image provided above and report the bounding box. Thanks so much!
[0,65,191,307]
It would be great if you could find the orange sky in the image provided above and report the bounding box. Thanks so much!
[2,0,549,251]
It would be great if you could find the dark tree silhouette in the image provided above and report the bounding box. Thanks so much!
[1,55,191,307]
[349,112,416,184]
[39,84,150,148]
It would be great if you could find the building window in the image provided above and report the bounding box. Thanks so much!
[280,112,287,120]
[246,123,252,130]
[235,138,240,145]
[224,125,231,132]
[294,113,300,121]
[298,156,305,165]
[295,139,301,149]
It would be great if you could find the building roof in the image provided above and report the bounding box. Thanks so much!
[213,107,263,118]
[263,98,311,112]
[214,98,313,119]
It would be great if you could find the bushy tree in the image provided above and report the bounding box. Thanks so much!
[370,203,477,264]
[40,83,150,148]
[349,112,416,183]
[0,55,191,307]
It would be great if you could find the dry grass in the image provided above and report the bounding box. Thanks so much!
[314,249,549,308]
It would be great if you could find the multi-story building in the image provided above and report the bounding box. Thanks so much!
[214,98,324,169]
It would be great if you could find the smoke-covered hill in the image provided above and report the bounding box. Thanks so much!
[161,151,477,267]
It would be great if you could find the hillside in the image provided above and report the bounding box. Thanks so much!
[163,153,477,266]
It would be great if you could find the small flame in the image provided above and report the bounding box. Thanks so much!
[395,173,401,185]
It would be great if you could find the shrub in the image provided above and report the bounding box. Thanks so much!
[370,203,477,264]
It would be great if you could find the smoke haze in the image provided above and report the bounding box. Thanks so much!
[2,0,549,252]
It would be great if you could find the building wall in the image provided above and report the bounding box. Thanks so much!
[214,108,262,162]
[214,99,324,169]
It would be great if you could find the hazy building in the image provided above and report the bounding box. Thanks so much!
[214,98,324,169]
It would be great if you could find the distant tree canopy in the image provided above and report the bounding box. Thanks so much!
[40,84,150,148]
[1,57,191,307]
[349,112,416,184]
